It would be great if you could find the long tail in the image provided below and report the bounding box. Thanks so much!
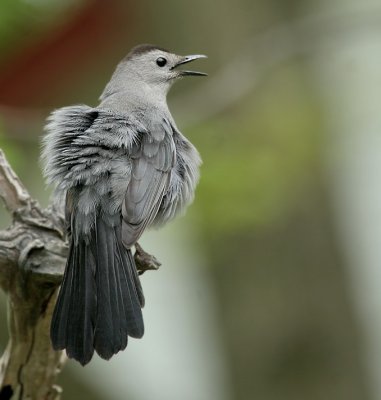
[50,217,144,365]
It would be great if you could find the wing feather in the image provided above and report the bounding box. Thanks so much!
[121,121,175,248]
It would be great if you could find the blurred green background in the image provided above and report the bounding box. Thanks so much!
[1,0,381,399]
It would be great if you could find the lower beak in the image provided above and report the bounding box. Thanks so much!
[172,54,208,76]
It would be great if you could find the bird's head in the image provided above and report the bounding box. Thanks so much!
[100,44,207,102]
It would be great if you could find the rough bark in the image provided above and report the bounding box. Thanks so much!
[0,149,68,400]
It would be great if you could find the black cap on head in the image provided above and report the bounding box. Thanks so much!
[124,44,170,61]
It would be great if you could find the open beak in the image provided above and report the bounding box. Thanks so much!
[172,54,208,76]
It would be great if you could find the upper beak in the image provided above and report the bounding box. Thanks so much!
[172,54,208,76]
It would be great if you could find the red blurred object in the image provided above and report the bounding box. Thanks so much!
[0,0,134,108]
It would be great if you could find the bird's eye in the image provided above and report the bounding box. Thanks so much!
[156,57,167,67]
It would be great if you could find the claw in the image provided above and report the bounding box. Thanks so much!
[134,243,161,275]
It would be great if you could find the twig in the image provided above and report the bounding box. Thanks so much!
[0,150,30,213]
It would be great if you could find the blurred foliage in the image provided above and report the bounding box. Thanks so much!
[0,0,86,57]
[192,63,323,233]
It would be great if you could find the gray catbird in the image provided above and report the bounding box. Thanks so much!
[41,44,206,365]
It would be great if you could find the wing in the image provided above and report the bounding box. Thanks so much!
[42,105,145,193]
[121,118,175,248]
[153,129,202,225]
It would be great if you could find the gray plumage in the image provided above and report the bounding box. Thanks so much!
[41,44,205,365]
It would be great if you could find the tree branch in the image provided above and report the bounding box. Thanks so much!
[0,150,31,213]
[0,150,68,400]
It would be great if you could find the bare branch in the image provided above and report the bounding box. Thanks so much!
[0,150,67,400]
[0,149,31,213]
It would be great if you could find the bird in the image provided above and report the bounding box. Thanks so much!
[41,44,206,365]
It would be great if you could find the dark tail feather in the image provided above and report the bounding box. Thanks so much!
[127,249,145,308]
[51,217,145,365]
[51,237,96,365]
[117,240,145,337]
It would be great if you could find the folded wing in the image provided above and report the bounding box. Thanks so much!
[122,119,175,248]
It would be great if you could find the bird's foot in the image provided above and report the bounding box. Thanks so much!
[134,242,161,275]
